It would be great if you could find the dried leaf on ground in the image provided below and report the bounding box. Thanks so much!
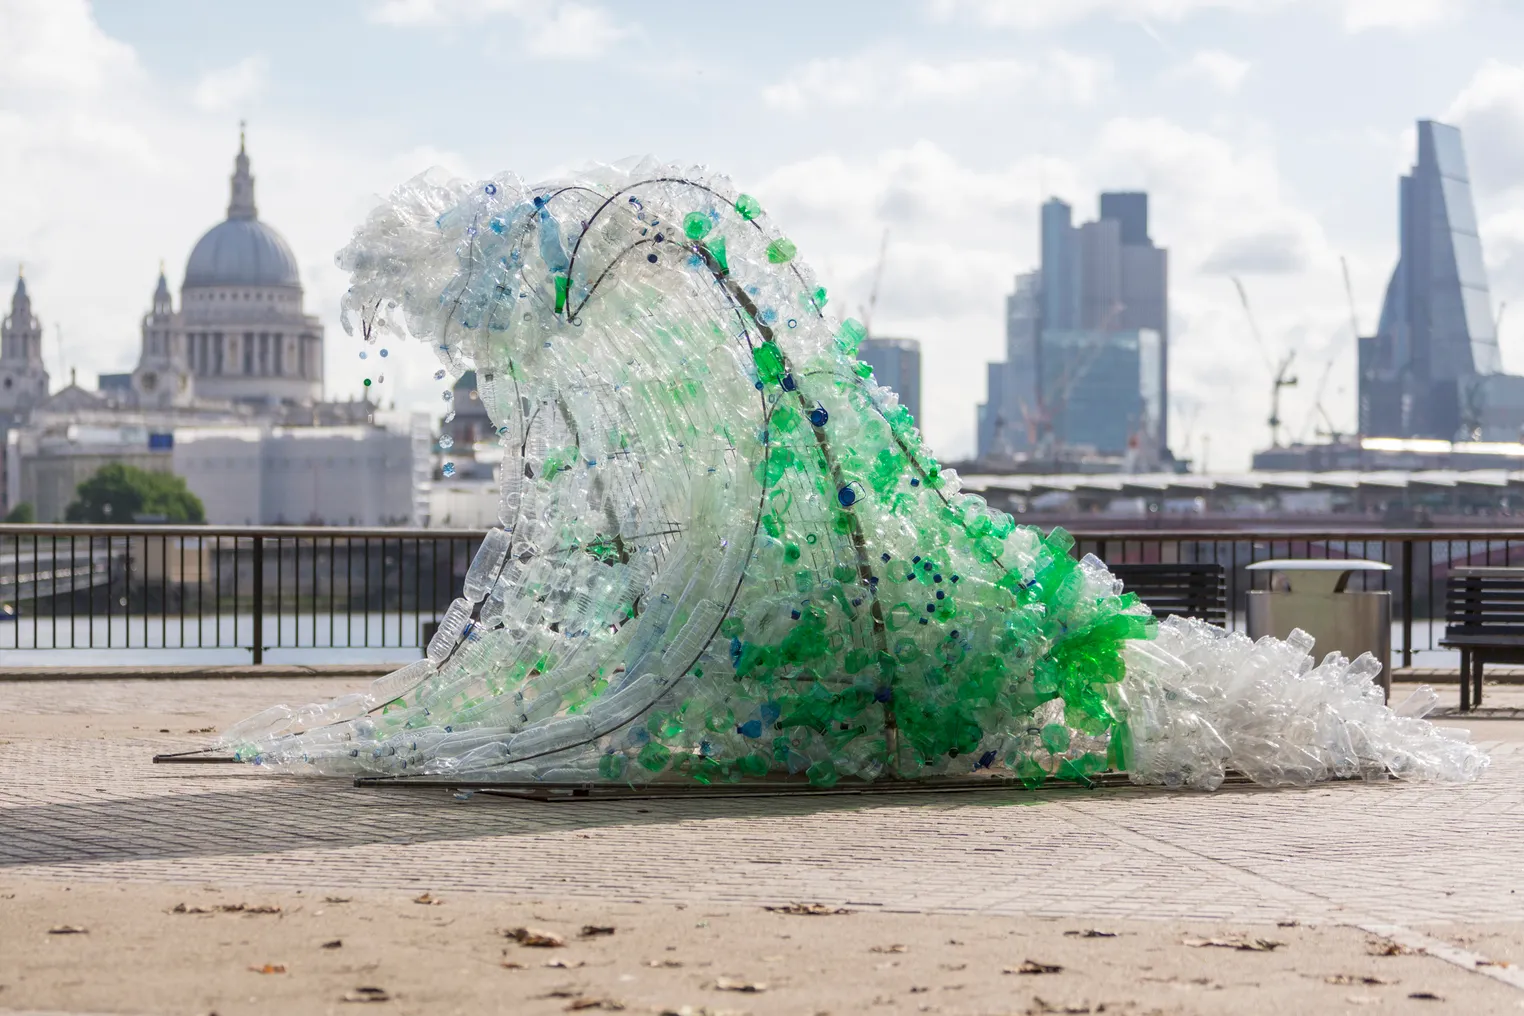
[342,986,390,1003]
[564,998,625,1011]
[1408,992,1444,1001]
[580,924,616,937]
[940,962,967,971]
[1325,974,1393,985]
[1062,929,1117,939]
[714,976,768,992]
[1182,935,1283,952]
[870,944,908,954]
[1368,940,1414,956]
[324,896,353,904]
[248,963,287,974]
[660,1008,747,1016]
[545,958,585,969]
[413,892,440,905]
[501,960,527,969]
[1027,998,1097,1015]
[507,926,567,947]
[1007,960,1064,975]
[46,925,87,935]
[1141,975,1220,988]
[646,959,684,968]
[170,903,211,914]
[322,939,343,949]
[762,902,853,916]
[219,903,281,914]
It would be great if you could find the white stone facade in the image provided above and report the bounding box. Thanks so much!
[172,421,419,526]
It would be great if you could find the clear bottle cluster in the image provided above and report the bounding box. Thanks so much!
[219,160,1485,791]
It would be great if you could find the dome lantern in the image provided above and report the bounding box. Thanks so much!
[183,130,300,290]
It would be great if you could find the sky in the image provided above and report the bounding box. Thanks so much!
[4,0,1524,469]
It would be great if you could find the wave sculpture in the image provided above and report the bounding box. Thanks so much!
[219,161,1485,791]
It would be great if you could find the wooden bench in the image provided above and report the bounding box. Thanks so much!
[1109,562,1227,628]
[1439,566,1524,711]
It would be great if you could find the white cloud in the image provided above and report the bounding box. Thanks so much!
[367,0,626,57]
[930,0,1453,34]
[763,50,1110,111]
[192,55,268,113]
[1342,0,1456,32]
[0,0,476,418]
[1166,50,1250,93]
[0,0,140,94]
[1200,228,1305,274]
[1445,63,1524,373]
[1444,59,1524,194]
[926,0,1274,30]
[370,0,514,24]
[746,118,1351,463]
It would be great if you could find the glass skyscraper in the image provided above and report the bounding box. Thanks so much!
[1361,120,1509,440]
[979,193,1168,463]
[857,337,922,424]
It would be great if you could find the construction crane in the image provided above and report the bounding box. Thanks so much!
[1233,277,1298,448]
[1294,257,1362,444]
[860,229,890,339]
[1340,256,1361,343]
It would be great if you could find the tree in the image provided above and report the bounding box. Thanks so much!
[3,502,33,523]
[65,464,205,524]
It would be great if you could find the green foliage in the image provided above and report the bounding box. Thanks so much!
[64,463,205,524]
[3,502,34,524]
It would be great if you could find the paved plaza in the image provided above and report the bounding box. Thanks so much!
[4,676,1524,1014]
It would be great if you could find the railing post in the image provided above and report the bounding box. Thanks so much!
[252,534,264,665]
[1401,537,1414,669]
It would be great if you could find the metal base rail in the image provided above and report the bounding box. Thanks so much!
[150,749,1277,799]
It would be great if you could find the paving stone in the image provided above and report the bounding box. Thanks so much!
[2,678,1521,928]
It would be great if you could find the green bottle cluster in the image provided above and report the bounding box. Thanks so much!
[222,163,1166,787]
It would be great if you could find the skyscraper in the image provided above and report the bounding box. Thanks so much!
[978,272,1041,459]
[858,337,922,423]
[978,192,1169,463]
[1361,119,1512,440]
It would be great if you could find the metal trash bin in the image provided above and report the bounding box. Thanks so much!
[1246,559,1392,700]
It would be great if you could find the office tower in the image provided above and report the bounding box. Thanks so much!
[1099,192,1149,246]
[1360,119,1514,440]
[1040,199,1078,333]
[1040,327,1162,457]
[858,337,921,423]
[980,192,1169,463]
[978,272,1041,459]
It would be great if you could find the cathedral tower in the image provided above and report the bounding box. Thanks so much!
[0,270,51,419]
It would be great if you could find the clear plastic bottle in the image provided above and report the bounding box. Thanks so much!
[427,597,474,662]
[464,527,511,602]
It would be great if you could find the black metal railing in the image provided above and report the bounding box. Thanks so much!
[0,525,482,663]
[1,524,1521,667]
[1072,527,1524,667]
